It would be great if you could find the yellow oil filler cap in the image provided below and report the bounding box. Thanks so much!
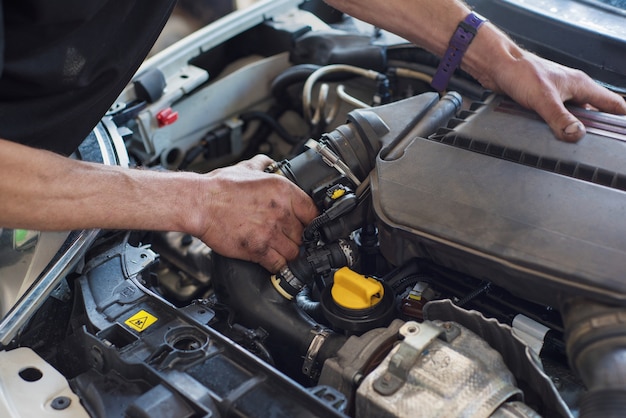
[331,267,384,310]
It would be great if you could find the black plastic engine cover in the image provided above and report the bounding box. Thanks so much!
[372,95,626,307]
[67,239,347,418]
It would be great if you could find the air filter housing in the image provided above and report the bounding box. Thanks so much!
[372,95,626,307]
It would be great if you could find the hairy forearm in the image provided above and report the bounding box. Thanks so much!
[0,138,201,234]
[325,0,626,142]
[323,0,519,88]
[0,139,318,272]
[326,0,469,55]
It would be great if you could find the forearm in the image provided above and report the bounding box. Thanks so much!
[324,0,519,89]
[0,138,201,235]
[325,0,626,142]
[326,0,469,55]
[0,139,318,272]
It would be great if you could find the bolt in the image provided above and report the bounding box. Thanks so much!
[51,396,71,410]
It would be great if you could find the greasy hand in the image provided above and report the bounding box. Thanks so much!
[481,50,626,142]
[196,155,318,273]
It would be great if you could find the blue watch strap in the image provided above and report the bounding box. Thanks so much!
[431,12,487,92]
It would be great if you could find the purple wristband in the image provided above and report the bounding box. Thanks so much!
[431,11,487,92]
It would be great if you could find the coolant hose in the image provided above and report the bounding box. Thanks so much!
[562,298,626,418]
[212,254,347,376]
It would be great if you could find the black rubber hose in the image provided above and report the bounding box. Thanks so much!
[561,298,626,418]
[383,259,422,287]
[240,110,299,145]
[178,144,205,170]
[211,254,347,370]
[241,105,285,159]
[271,64,321,102]
[579,389,626,418]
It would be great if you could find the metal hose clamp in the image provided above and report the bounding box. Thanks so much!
[303,327,331,379]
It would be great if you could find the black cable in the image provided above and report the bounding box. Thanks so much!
[241,105,286,159]
[178,144,205,170]
[240,110,300,145]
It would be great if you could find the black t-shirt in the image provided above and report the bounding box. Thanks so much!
[0,0,176,155]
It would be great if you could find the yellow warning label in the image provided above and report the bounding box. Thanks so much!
[124,310,158,332]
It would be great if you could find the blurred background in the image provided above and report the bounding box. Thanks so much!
[151,0,259,55]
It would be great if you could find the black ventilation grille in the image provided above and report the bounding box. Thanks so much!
[428,130,626,192]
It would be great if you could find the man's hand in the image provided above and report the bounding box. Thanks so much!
[477,48,626,142]
[195,155,319,273]
[0,139,316,273]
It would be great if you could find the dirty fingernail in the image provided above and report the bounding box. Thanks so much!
[564,121,583,136]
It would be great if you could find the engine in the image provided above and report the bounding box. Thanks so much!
[2,1,626,417]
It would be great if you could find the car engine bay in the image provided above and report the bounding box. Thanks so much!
[1,1,626,417]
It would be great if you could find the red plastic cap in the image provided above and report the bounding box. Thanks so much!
[156,107,178,127]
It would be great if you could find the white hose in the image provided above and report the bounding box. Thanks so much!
[302,64,384,126]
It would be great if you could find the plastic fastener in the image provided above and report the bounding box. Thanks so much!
[156,107,179,127]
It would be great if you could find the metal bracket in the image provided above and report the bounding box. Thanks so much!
[373,321,443,396]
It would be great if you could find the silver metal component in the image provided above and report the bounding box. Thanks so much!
[511,314,550,356]
[302,64,382,126]
[93,118,130,168]
[123,245,158,279]
[491,401,542,418]
[133,54,291,167]
[302,328,331,378]
[358,320,523,418]
[318,320,406,408]
[336,84,371,110]
[279,266,305,292]
[101,117,130,168]
[305,138,362,186]
[373,321,443,396]
[337,238,357,267]
[423,299,573,418]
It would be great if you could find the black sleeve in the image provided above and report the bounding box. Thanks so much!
[0,0,4,77]
[0,0,175,155]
